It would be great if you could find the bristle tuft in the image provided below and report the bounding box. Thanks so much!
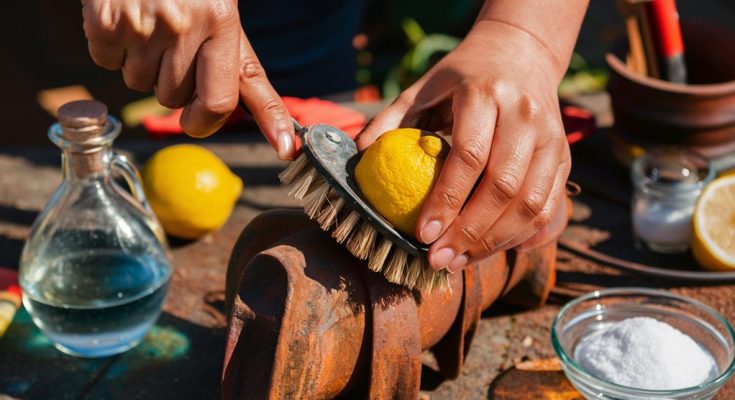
[346,222,377,260]
[436,272,451,293]
[426,269,442,293]
[332,210,360,243]
[288,167,318,199]
[303,182,331,218]
[403,257,424,289]
[317,197,344,229]
[278,153,309,185]
[367,238,392,272]
[384,248,408,284]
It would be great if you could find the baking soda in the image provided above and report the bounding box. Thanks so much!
[574,317,717,390]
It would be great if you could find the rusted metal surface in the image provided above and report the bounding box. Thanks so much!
[222,209,560,399]
[488,363,582,400]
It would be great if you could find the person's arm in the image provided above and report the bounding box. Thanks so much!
[81,0,296,160]
[358,0,589,271]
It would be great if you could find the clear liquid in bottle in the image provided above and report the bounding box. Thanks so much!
[20,101,171,357]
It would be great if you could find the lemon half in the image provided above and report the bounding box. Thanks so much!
[692,175,735,270]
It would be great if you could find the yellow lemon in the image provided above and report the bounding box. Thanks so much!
[142,144,243,240]
[355,128,448,236]
[692,175,735,270]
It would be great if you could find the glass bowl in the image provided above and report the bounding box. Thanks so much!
[551,288,735,399]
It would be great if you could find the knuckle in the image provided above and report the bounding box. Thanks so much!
[83,15,117,43]
[157,92,188,109]
[456,140,487,171]
[488,173,520,203]
[262,99,288,120]
[207,1,237,28]
[520,191,546,218]
[240,57,266,80]
[479,235,499,254]
[87,46,118,70]
[534,209,553,230]
[459,223,483,243]
[440,187,463,209]
[518,95,540,123]
[481,79,506,99]
[201,95,237,117]
[159,6,193,35]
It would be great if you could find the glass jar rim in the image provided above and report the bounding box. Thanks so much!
[631,147,715,198]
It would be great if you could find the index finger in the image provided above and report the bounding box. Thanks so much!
[180,10,240,138]
[237,31,295,160]
[415,86,496,245]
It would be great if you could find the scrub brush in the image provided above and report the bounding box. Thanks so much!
[279,121,451,292]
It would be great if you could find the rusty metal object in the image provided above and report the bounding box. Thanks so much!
[223,209,561,399]
[488,358,582,400]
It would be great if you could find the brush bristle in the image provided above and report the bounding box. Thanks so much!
[368,238,392,272]
[288,167,319,199]
[383,248,408,283]
[280,154,452,292]
[303,181,331,218]
[436,272,450,292]
[332,210,360,243]
[317,196,344,230]
[404,257,424,289]
[346,221,377,260]
[278,153,309,185]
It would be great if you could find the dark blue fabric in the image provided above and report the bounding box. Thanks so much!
[239,0,363,97]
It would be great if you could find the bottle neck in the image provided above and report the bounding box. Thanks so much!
[62,147,112,181]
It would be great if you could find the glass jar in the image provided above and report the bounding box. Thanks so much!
[19,100,171,357]
[631,148,714,253]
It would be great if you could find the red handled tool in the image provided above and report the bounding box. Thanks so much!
[645,0,687,83]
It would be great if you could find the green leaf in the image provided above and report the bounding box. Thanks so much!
[401,18,426,46]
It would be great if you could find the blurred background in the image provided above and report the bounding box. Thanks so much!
[0,0,734,147]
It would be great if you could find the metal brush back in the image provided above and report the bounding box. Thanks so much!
[302,124,429,258]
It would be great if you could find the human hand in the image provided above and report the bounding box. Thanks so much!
[81,0,296,159]
[357,20,571,272]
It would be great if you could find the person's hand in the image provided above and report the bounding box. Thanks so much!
[357,20,571,272]
[81,0,296,159]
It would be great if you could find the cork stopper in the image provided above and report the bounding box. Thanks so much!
[56,100,111,177]
[57,100,108,140]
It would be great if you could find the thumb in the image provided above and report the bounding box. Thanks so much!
[237,30,295,160]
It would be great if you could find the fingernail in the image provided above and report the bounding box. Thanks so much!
[448,253,469,272]
[431,248,455,269]
[277,132,293,160]
[420,220,442,243]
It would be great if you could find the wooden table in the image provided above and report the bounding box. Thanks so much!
[1,94,734,399]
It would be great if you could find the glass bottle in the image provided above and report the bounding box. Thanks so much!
[19,100,171,357]
[631,148,714,253]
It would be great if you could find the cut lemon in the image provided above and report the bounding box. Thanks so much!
[692,175,735,270]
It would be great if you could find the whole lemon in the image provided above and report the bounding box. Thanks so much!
[142,144,243,239]
[355,128,448,236]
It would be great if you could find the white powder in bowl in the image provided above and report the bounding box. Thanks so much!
[574,316,717,390]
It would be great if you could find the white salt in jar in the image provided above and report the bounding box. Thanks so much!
[631,148,713,253]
